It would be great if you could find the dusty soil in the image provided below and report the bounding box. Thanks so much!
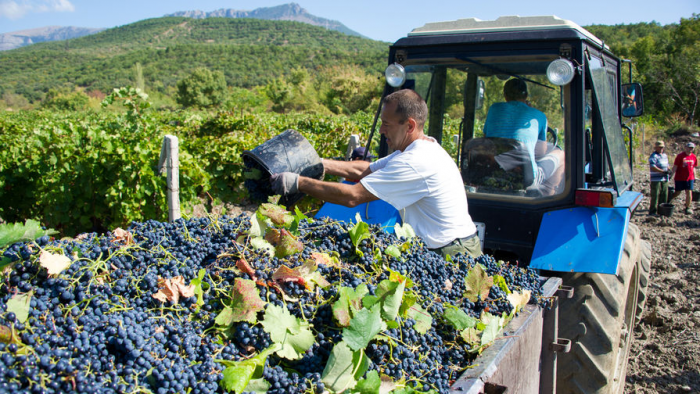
[625,135,700,393]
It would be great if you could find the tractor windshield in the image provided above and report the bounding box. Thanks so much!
[401,53,569,200]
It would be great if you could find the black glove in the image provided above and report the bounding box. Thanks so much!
[270,172,299,195]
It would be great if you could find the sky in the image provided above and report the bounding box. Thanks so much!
[0,0,697,42]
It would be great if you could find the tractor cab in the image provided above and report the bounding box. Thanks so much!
[375,15,645,266]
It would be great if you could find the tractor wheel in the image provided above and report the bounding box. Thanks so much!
[555,223,643,394]
[635,238,651,325]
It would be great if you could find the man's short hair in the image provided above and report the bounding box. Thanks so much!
[382,89,427,127]
[504,78,529,101]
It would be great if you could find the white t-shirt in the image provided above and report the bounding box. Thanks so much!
[360,138,477,249]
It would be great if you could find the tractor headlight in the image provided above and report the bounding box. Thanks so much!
[547,59,575,86]
[385,63,406,87]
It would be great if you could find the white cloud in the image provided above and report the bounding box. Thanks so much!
[0,0,75,20]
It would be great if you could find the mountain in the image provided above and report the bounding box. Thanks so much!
[0,26,105,51]
[166,3,364,38]
[0,17,387,103]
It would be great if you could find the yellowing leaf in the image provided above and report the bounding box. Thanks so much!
[39,251,71,275]
[507,290,531,313]
[152,276,195,304]
[464,264,493,303]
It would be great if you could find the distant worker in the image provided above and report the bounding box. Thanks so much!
[670,142,698,215]
[271,89,482,258]
[483,78,565,196]
[648,140,670,216]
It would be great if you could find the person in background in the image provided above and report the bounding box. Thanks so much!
[271,89,482,259]
[648,140,670,216]
[483,78,565,196]
[670,142,698,215]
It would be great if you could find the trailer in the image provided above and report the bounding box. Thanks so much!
[318,15,651,394]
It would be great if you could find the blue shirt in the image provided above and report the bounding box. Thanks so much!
[483,101,548,178]
[649,151,669,182]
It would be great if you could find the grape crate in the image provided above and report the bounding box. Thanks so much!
[0,205,548,394]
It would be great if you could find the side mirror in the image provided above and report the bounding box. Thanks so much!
[475,79,485,110]
[621,83,644,117]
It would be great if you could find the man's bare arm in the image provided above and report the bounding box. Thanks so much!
[298,177,377,207]
[322,159,372,180]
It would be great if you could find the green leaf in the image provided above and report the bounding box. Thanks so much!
[369,271,408,321]
[343,306,386,351]
[220,364,256,394]
[406,304,433,335]
[464,264,493,303]
[333,285,369,327]
[250,237,274,257]
[493,274,512,295]
[460,327,480,346]
[321,341,370,393]
[260,304,314,360]
[274,229,304,258]
[0,220,57,248]
[352,370,381,394]
[480,313,502,346]
[384,245,401,259]
[6,291,33,324]
[243,378,271,393]
[348,220,371,249]
[443,305,478,331]
[393,223,416,240]
[190,269,207,309]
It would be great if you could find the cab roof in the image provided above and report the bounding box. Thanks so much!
[407,15,604,47]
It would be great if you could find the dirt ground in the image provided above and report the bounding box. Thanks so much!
[625,135,700,394]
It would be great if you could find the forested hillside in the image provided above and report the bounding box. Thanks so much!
[0,17,387,104]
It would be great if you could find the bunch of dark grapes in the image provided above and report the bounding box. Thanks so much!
[0,212,548,394]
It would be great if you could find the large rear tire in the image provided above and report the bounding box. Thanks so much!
[556,223,643,394]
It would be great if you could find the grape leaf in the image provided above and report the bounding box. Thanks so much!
[460,327,480,346]
[110,228,134,245]
[6,291,33,323]
[190,269,207,309]
[365,271,408,321]
[464,264,493,303]
[250,237,274,257]
[321,341,370,393]
[228,278,265,324]
[273,229,304,258]
[152,276,195,305]
[442,305,477,331]
[220,364,256,394]
[258,203,294,227]
[507,290,531,313]
[398,292,417,318]
[480,313,503,346]
[493,274,512,295]
[0,219,57,248]
[384,245,401,259]
[343,306,386,351]
[393,223,416,240]
[272,260,329,291]
[235,259,257,281]
[39,251,71,275]
[353,370,381,394]
[243,378,271,393]
[260,304,314,360]
[349,221,371,249]
[406,304,433,335]
[248,214,269,239]
[333,285,369,327]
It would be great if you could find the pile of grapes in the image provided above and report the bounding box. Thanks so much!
[0,206,549,394]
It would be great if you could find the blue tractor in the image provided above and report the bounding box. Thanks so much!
[317,16,651,393]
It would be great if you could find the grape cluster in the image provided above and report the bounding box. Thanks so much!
[0,213,548,393]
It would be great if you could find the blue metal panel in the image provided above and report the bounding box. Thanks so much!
[315,200,402,233]
[530,206,630,274]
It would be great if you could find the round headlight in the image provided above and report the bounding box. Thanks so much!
[547,59,575,86]
[385,63,406,87]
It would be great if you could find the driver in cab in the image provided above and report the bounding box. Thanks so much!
[483,78,565,196]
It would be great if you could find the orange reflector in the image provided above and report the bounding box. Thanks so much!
[575,189,616,208]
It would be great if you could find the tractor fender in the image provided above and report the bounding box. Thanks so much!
[530,191,642,274]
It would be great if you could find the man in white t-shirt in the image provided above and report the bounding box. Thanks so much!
[271,89,481,258]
